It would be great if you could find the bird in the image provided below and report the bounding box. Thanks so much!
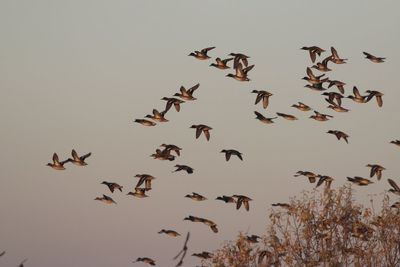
[302,67,328,85]
[216,195,236,203]
[390,140,400,147]
[254,111,277,124]
[226,62,254,81]
[68,149,91,166]
[134,119,156,126]
[229,52,250,68]
[347,86,368,103]
[127,187,148,198]
[145,109,168,122]
[276,112,298,121]
[294,171,317,183]
[363,52,385,63]
[328,80,346,94]
[388,179,400,196]
[161,97,185,113]
[326,98,350,113]
[47,153,70,170]
[184,216,218,233]
[192,252,213,259]
[210,57,233,69]
[246,235,261,243]
[160,144,182,156]
[322,92,344,106]
[19,259,28,267]
[347,176,373,186]
[328,46,347,64]
[365,90,384,107]
[304,82,328,91]
[101,181,123,193]
[158,229,180,237]
[134,174,156,191]
[185,192,207,201]
[366,164,385,180]
[94,194,116,204]
[252,90,273,109]
[301,46,325,63]
[133,257,156,266]
[271,203,291,209]
[232,195,252,211]
[327,130,349,143]
[174,83,200,101]
[316,175,334,188]
[311,56,332,72]
[309,111,333,121]
[220,149,243,161]
[291,102,312,111]
[188,46,215,60]
[150,149,175,161]
[190,124,212,141]
[173,164,194,174]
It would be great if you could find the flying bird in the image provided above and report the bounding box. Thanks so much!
[185,192,207,201]
[188,46,215,60]
[363,52,385,63]
[47,153,70,170]
[229,52,250,68]
[145,109,168,122]
[233,195,252,211]
[127,188,149,198]
[291,102,312,111]
[276,112,298,121]
[210,57,233,69]
[252,90,273,109]
[190,124,212,141]
[316,175,334,188]
[184,216,218,233]
[158,229,180,237]
[328,80,346,94]
[150,149,175,161]
[347,86,367,103]
[101,181,123,193]
[328,46,347,64]
[134,174,156,191]
[309,111,333,121]
[301,46,325,63]
[133,257,156,266]
[366,164,385,180]
[294,171,318,183]
[174,83,200,101]
[94,194,116,204]
[254,111,277,124]
[388,179,400,196]
[134,119,156,126]
[216,195,236,203]
[160,144,182,156]
[220,149,243,161]
[327,130,349,143]
[311,56,332,72]
[365,90,384,107]
[68,149,91,166]
[161,97,185,113]
[347,176,373,186]
[173,164,194,174]
[226,62,254,81]
[390,140,400,147]
[192,252,213,259]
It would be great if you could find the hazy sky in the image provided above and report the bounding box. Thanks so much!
[1,1,400,266]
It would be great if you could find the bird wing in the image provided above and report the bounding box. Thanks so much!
[309,50,316,63]
[388,179,400,191]
[81,152,91,160]
[71,149,80,161]
[210,225,218,233]
[173,102,181,112]
[203,129,210,141]
[306,67,316,79]
[136,176,145,188]
[235,63,245,77]
[353,87,361,98]
[188,83,200,94]
[236,198,243,210]
[225,152,231,161]
[262,95,269,109]
[376,96,383,107]
[255,93,263,105]
[243,64,254,74]
[201,46,215,53]
[331,46,339,58]
[363,52,372,57]
[52,153,60,164]
[179,86,189,96]
[244,201,250,211]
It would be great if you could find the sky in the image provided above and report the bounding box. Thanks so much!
[1,1,400,266]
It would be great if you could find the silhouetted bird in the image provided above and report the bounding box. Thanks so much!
[301,46,325,63]
[134,174,156,191]
[220,149,243,161]
[216,195,236,203]
[365,90,384,107]
[327,130,349,143]
[173,164,194,174]
[252,90,273,109]
[363,52,385,63]
[390,140,400,147]
[101,181,123,193]
[192,252,213,259]
[190,124,212,141]
[188,46,215,60]
[161,97,185,113]
[233,195,252,211]
[366,164,385,180]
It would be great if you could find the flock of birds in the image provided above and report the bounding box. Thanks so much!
[3,45,398,266]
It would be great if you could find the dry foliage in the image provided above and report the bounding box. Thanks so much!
[203,185,400,267]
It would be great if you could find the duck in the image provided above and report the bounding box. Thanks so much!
[134,119,156,126]
[216,195,236,203]
[252,90,273,109]
[232,195,252,211]
[302,67,328,85]
[174,83,200,101]
[160,144,182,156]
[68,149,91,166]
[134,174,156,191]
[366,164,385,180]
[311,56,332,72]
[133,257,156,266]
[301,46,325,63]
[276,112,298,121]
[192,252,213,259]
[309,111,333,121]
[127,187,148,198]
[184,216,218,233]
[363,52,385,63]
[173,164,194,174]
[388,179,400,196]
[150,149,175,161]
[210,57,233,69]
[47,153,70,170]
[347,176,373,186]
[327,130,349,143]
[246,235,261,243]
[254,111,277,124]
[328,80,346,94]
[161,97,185,113]
[145,109,168,122]
[94,194,116,204]
[185,192,207,201]
[328,47,347,64]
[294,171,317,183]
[188,46,215,60]
[190,124,212,141]
[326,98,350,113]
[229,52,250,68]
[101,181,123,193]
[226,63,254,81]
[390,140,400,147]
[316,175,334,188]
[220,149,243,161]
[304,82,328,91]
[347,86,367,103]
[322,92,344,106]
[365,90,383,107]
[291,102,311,111]
[158,229,180,237]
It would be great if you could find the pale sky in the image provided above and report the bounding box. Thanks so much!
[1,1,400,266]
